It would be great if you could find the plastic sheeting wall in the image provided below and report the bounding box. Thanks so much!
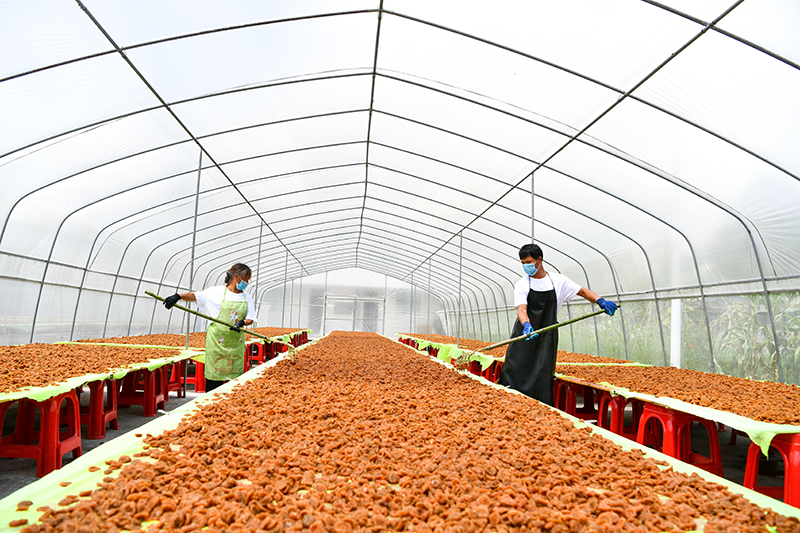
[257,268,445,338]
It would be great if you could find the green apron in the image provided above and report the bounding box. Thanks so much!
[204,288,248,381]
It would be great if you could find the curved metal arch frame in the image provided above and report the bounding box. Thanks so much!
[3,3,788,371]
[4,68,776,294]
[120,183,600,342]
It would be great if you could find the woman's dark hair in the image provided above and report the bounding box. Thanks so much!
[224,263,252,285]
[518,244,543,261]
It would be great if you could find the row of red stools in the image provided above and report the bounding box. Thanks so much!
[401,336,800,508]
[247,332,310,367]
[553,377,800,508]
[0,359,188,477]
[0,331,312,479]
[399,337,505,383]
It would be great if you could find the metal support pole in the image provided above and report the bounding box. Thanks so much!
[298,276,303,330]
[671,298,682,368]
[457,232,464,347]
[381,274,388,336]
[531,171,535,242]
[426,257,432,341]
[281,250,288,335]
[409,272,414,333]
[255,223,264,319]
[322,271,329,336]
[185,151,202,395]
[289,278,295,330]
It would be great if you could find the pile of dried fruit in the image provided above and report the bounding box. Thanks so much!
[555,365,800,426]
[400,334,630,364]
[78,333,207,348]
[398,333,508,358]
[254,327,304,337]
[20,332,799,532]
[556,351,632,364]
[0,344,180,395]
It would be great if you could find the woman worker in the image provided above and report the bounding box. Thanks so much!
[498,244,617,406]
[163,263,256,392]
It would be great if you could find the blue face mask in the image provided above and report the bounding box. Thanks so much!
[236,279,248,291]
[522,263,538,276]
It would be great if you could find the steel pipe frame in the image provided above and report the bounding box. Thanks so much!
[211,243,455,315]
[155,204,568,344]
[250,241,499,327]
[6,5,793,189]
[73,0,310,283]
[69,177,360,339]
[144,186,520,314]
[3,7,786,371]
[44,156,610,355]
[382,2,769,374]
[354,0,385,270]
[1,77,756,310]
[119,193,368,331]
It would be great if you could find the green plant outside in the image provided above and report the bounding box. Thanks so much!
[457,291,800,386]
[554,292,800,385]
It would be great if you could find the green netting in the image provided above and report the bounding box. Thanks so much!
[0,337,329,532]
[555,373,800,457]
[0,350,202,404]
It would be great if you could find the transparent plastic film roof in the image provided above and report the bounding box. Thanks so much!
[1,0,799,383]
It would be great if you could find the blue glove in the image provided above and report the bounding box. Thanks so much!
[522,322,538,340]
[596,298,617,316]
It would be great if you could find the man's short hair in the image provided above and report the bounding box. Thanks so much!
[518,244,543,261]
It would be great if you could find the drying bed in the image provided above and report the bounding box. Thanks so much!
[398,333,632,364]
[554,365,800,427]
[76,333,208,348]
[10,332,800,532]
[0,344,181,396]
[253,327,307,338]
[398,333,508,359]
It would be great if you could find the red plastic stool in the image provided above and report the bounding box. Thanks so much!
[636,403,723,477]
[743,433,800,506]
[553,378,569,411]
[573,385,599,420]
[481,362,495,381]
[117,366,167,417]
[248,342,265,364]
[468,360,482,376]
[0,390,82,477]
[598,391,643,440]
[165,360,186,398]
[729,428,748,446]
[183,360,206,393]
[553,380,586,417]
[81,379,119,439]
[493,361,504,382]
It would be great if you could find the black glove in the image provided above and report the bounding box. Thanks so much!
[163,294,181,309]
[230,319,246,332]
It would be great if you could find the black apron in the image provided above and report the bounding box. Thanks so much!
[498,278,558,406]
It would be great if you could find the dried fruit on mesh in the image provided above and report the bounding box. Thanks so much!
[0,344,179,394]
[20,332,800,533]
[556,364,800,426]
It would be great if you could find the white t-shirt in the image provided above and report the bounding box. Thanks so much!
[194,286,257,326]
[513,272,582,315]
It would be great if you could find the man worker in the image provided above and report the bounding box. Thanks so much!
[497,244,618,405]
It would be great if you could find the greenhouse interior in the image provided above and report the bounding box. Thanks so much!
[1,0,800,531]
